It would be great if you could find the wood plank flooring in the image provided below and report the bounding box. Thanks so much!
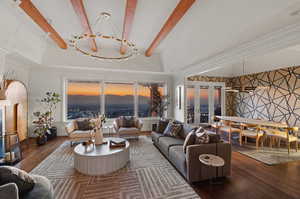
[16,136,300,199]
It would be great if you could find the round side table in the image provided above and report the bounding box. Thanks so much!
[199,154,225,184]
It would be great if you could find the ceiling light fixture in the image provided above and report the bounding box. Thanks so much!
[69,12,138,61]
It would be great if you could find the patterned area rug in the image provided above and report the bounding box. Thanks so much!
[222,132,300,165]
[30,136,200,199]
[234,143,300,165]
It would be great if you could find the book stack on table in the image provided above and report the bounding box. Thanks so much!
[109,139,126,148]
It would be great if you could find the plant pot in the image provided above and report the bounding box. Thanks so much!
[46,127,57,141]
[36,135,47,146]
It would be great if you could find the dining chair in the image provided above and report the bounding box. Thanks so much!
[240,123,264,149]
[218,120,241,144]
[265,126,298,154]
[210,116,222,133]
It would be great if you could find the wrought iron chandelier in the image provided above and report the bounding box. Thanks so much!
[69,12,138,61]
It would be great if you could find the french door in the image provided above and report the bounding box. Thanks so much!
[185,82,225,125]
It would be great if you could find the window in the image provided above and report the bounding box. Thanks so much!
[186,86,195,124]
[65,80,166,120]
[138,83,165,117]
[66,80,101,119]
[104,83,134,118]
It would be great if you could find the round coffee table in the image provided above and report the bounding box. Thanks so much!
[199,154,225,184]
[74,137,130,175]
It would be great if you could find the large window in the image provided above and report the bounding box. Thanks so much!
[138,83,165,117]
[67,80,101,119]
[65,80,166,120]
[105,83,134,118]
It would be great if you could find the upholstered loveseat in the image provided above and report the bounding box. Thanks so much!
[151,122,231,183]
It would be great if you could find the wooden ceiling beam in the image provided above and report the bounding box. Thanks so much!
[145,0,195,57]
[19,0,67,49]
[70,0,97,52]
[120,0,138,54]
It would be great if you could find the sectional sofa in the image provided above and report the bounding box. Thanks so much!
[151,122,231,183]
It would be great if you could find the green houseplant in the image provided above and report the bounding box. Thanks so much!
[32,111,51,145]
[40,92,61,140]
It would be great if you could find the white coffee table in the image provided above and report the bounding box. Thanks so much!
[74,137,130,175]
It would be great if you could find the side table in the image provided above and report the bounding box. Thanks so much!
[199,154,225,184]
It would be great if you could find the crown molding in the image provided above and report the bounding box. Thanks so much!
[181,21,300,77]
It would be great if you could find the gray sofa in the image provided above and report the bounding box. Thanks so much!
[151,123,231,183]
[0,174,53,199]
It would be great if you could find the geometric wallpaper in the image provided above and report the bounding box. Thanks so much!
[188,66,300,127]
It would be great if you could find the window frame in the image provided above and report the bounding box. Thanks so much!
[63,78,167,122]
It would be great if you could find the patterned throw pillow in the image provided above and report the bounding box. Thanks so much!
[183,129,196,153]
[163,121,182,138]
[157,119,169,134]
[195,128,210,144]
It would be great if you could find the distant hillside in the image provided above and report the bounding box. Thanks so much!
[68,95,150,105]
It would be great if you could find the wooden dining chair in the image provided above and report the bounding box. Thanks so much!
[219,120,241,144]
[240,123,264,149]
[266,127,298,154]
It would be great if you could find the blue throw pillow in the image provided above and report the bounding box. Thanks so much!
[163,121,182,138]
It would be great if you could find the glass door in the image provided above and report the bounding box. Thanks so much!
[186,86,196,124]
[185,82,225,125]
[199,87,209,123]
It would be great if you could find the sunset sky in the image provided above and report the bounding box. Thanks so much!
[67,82,164,97]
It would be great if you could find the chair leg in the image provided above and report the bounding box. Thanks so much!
[245,137,247,144]
[295,141,298,152]
[256,137,259,150]
[70,141,73,147]
[228,132,231,144]
[278,139,281,147]
[288,142,290,154]
[240,134,242,146]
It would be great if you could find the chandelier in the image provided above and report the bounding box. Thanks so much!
[69,12,138,61]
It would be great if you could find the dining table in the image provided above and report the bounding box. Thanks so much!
[215,116,289,129]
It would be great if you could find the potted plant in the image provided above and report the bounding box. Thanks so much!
[40,92,61,140]
[32,111,51,145]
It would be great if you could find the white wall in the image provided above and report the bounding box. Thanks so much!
[28,67,173,136]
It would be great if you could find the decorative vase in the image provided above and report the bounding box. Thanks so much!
[94,128,103,145]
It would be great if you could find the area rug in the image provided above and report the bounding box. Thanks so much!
[220,132,300,165]
[30,136,200,199]
[233,143,300,165]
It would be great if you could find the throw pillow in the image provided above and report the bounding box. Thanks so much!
[156,119,169,134]
[122,116,135,128]
[0,166,35,196]
[76,119,91,130]
[183,129,196,153]
[195,129,210,144]
[163,121,182,138]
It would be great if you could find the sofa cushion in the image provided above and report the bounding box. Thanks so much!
[179,124,195,139]
[69,130,92,138]
[169,146,187,178]
[157,119,169,134]
[119,127,139,135]
[163,122,182,138]
[151,132,165,144]
[0,166,35,196]
[183,130,196,153]
[158,137,184,156]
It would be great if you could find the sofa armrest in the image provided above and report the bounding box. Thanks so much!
[136,119,143,130]
[0,183,19,199]
[113,120,119,132]
[186,142,231,183]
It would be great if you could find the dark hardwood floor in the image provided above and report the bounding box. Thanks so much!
[16,136,300,199]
